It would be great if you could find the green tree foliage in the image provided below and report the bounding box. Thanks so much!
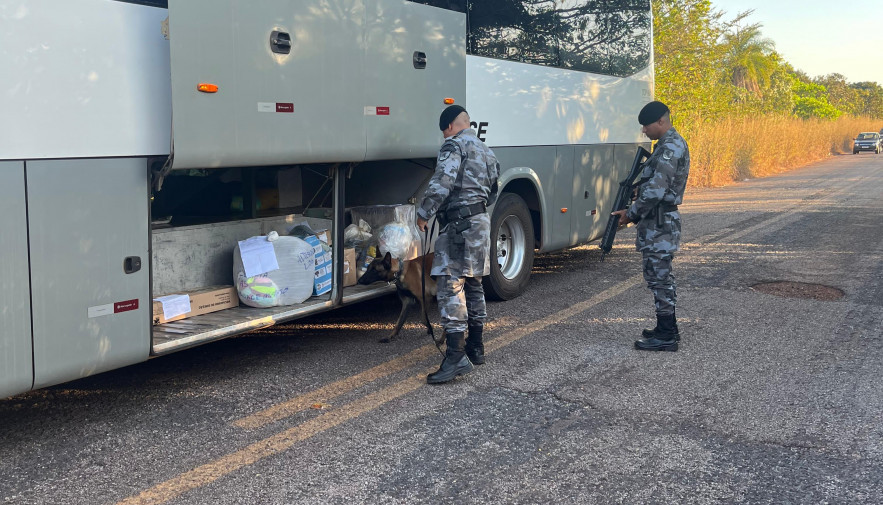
[654,0,881,121]
[723,19,776,95]
[792,79,842,119]
[814,74,859,114]
[653,0,733,125]
[850,82,883,118]
[653,0,724,123]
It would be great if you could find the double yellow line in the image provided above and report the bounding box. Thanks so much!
[120,172,855,505]
[118,274,641,505]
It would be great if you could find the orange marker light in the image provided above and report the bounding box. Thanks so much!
[561,208,568,213]
[443,98,455,104]
[197,83,219,93]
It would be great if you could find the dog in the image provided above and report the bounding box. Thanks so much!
[358,251,441,345]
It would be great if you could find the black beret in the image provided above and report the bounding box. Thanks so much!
[638,101,670,126]
[439,105,467,131]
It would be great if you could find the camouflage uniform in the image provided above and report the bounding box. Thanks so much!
[626,128,690,316]
[417,128,499,333]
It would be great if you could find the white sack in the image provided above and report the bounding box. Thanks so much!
[234,235,315,307]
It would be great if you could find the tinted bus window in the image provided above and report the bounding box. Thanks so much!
[467,1,559,67]
[468,0,650,77]
[114,0,168,7]
[556,0,650,76]
[606,1,651,77]
[408,0,466,12]
[556,0,611,75]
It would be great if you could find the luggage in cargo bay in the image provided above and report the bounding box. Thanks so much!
[233,234,315,308]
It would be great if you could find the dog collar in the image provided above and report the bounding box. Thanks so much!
[392,266,405,289]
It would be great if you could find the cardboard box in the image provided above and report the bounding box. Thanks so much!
[343,248,357,287]
[152,285,238,325]
[304,235,332,296]
[315,229,331,246]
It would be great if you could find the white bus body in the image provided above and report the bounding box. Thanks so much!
[0,0,652,398]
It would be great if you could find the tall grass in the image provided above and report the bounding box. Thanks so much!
[676,115,881,187]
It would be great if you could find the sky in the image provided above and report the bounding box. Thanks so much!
[712,0,883,85]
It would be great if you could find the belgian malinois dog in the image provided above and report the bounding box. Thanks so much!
[358,252,441,344]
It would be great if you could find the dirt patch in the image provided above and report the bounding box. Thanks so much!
[751,281,845,301]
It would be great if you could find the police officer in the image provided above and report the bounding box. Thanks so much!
[611,101,690,352]
[417,105,499,384]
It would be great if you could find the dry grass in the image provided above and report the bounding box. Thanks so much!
[677,115,881,187]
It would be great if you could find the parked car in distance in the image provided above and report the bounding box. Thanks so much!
[853,132,881,154]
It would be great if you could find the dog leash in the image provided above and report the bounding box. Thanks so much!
[421,218,444,356]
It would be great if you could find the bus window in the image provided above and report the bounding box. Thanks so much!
[556,0,650,77]
[468,0,650,77]
[113,0,168,7]
[407,0,466,12]
[467,0,559,67]
[605,1,651,77]
[556,0,611,75]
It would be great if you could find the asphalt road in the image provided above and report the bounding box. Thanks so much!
[2,153,882,505]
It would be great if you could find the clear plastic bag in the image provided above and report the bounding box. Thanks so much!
[349,205,422,260]
[377,222,415,260]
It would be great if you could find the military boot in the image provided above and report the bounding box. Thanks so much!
[641,311,681,342]
[635,313,679,352]
[427,332,474,384]
[465,325,485,365]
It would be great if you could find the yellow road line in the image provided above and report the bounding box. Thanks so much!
[120,183,852,505]
[485,274,643,353]
[118,275,643,505]
[234,175,855,431]
[234,345,440,429]
[118,372,430,505]
[232,198,814,431]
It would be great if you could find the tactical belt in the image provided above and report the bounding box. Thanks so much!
[438,202,487,227]
[649,202,679,226]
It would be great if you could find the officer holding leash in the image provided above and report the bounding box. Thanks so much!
[611,101,690,352]
[417,105,499,384]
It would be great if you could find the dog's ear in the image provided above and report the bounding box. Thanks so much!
[382,251,392,268]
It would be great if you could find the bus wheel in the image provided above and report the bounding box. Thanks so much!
[484,193,534,301]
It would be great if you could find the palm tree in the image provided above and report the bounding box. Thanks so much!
[724,20,776,95]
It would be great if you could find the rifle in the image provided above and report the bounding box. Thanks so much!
[599,146,651,261]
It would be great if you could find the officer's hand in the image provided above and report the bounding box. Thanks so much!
[417,217,428,232]
[611,209,631,226]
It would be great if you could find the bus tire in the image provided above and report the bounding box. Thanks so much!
[484,193,534,301]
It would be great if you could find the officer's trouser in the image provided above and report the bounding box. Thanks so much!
[642,251,676,316]
[436,275,486,334]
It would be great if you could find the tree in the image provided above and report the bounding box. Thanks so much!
[650,0,882,121]
[792,79,842,120]
[652,0,732,125]
[850,82,883,118]
[815,73,861,115]
[723,17,777,95]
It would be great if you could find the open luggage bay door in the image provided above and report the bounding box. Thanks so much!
[167,0,368,169]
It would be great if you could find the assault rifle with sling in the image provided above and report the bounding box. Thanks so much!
[599,146,651,261]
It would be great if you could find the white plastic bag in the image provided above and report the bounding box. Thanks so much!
[344,219,372,245]
[233,235,315,307]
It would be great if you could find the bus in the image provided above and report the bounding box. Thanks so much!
[0,0,653,399]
